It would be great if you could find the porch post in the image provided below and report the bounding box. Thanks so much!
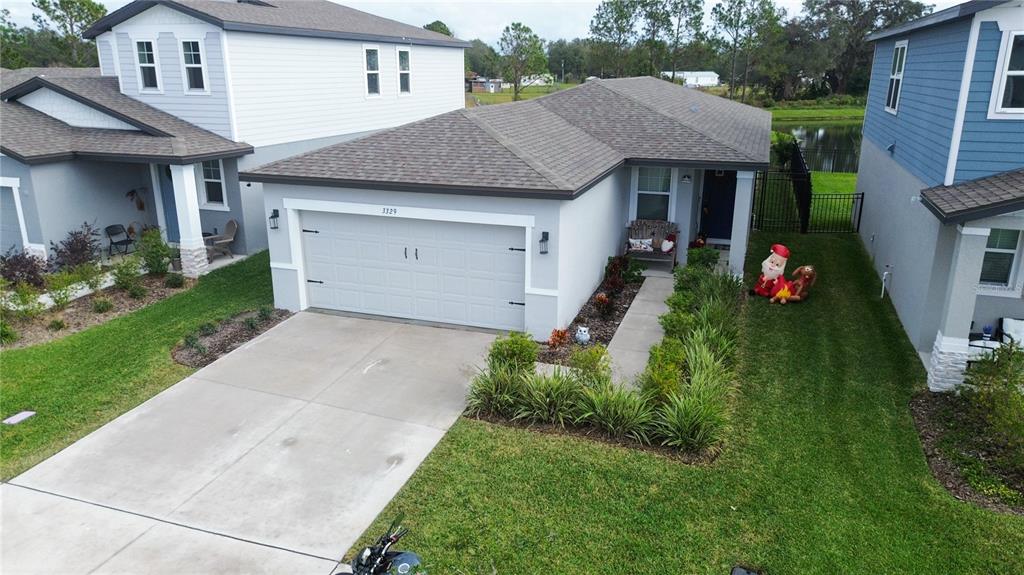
[169,163,208,278]
[927,225,988,391]
[728,171,755,276]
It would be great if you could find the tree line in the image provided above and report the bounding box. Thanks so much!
[456,0,932,103]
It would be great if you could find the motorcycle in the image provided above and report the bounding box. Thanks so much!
[333,514,424,575]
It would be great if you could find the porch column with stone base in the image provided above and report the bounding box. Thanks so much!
[927,225,988,392]
[169,163,208,278]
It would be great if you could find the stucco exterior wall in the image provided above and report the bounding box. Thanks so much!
[0,156,42,251]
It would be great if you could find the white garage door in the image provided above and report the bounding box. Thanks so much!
[302,211,526,331]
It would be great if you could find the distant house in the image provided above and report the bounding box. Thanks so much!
[856,0,1024,391]
[522,73,554,87]
[467,76,503,93]
[661,71,720,87]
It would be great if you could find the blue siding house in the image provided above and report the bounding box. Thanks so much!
[857,0,1024,391]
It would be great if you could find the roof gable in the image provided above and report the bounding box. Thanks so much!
[866,0,1011,42]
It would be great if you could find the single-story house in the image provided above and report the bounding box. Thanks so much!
[241,77,770,339]
[0,67,254,271]
[661,71,721,87]
[468,77,503,93]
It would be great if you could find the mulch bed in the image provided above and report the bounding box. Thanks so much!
[537,279,645,365]
[2,274,195,350]
[172,308,292,369]
[910,391,1023,515]
[468,412,719,465]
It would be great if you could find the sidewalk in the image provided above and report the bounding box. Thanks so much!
[607,275,673,384]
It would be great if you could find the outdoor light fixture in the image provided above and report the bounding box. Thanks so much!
[539,231,549,254]
[268,209,280,230]
[681,174,692,184]
[886,142,896,154]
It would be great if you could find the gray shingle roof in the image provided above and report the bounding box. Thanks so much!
[921,168,1024,223]
[243,77,771,197]
[83,0,469,48]
[2,68,252,164]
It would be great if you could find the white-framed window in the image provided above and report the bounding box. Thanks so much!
[885,40,907,114]
[980,228,1022,287]
[180,40,208,93]
[200,160,228,210]
[397,47,411,94]
[364,46,380,96]
[632,166,674,221]
[992,31,1024,116]
[135,40,160,92]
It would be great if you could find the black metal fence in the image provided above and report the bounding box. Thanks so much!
[753,144,864,233]
[800,146,860,173]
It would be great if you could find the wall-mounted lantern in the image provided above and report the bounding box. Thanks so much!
[268,209,280,230]
[680,174,692,184]
[539,231,549,254]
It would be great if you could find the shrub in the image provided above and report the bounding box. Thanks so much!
[569,343,612,387]
[10,283,44,320]
[127,283,147,299]
[654,386,731,453]
[602,256,629,294]
[466,364,525,418]
[112,256,142,291]
[548,328,571,349]
[686,324,737,366]
[72,263,105,293]
[640,338,687,401]
[138,229,171,276]
[45,270,80,310]
[576,383,655,444]
[659,309,696,340]
[244,316,260,331]
[623,257,645,284]
[184,333,207,355]
[257,305,274,321]
[164,273,185,289]
[0,320,18,345]
[692,298,740,342]
[513,369,583,428]
[0,247,47,288]
[487,332,538,373]
[50,222,100,270]
[686,247,720,270]
[91,297,114,313]
[198,321,218,336]
[47,318,66,331]
[594,291,614,318]
[963,344,1024,474]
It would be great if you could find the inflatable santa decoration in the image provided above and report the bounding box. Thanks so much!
[753,243,790,297]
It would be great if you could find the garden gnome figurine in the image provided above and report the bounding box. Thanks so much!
[753,244,790,297]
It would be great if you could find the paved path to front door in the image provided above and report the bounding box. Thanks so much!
[607,276,673,384]
[3,312,494,574]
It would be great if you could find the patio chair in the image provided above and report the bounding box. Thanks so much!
[104,224,135,256]
[205,219,238,262]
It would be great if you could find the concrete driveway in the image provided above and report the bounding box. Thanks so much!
[3,312,493,574]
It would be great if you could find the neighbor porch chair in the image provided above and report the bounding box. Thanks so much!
[205,219,238,262]
[104,224,135,257]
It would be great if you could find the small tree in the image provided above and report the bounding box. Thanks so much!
[31,0,107,67]
[499,22,548,101]
[49,222,100,270]
[423,20,452,37]
[138,228,171,276]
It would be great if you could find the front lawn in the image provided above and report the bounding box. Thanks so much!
[0,252,273,480]
[352,233,1024,573]
[470,83,577,106]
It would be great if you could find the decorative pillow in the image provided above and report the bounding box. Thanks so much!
[661,240,675,253]
[629,238,654,252]
[1002,318,1024,344]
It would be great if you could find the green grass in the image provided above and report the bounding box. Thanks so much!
[352,234,1024,574]
[470,82,577,106]
[812,171,858,194]
[771,107,865,121]
[0,253,273,480]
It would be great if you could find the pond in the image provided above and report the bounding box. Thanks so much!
[773,120,864,173]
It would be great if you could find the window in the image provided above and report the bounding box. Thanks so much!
[885,40,907,114]
[365,47,380,95]
[201,160,225,207]
[136,41,159,90]
[398,48,411,93]
[635,167,672,221]
[980,228,1021,286]
[997,33,1024,111]
[181,41,206,92]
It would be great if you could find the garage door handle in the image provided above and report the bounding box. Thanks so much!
[415,248,419,260]
[307,279,324,284]
[508,301,525,306]
[404,247,407,259]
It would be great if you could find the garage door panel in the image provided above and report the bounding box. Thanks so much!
[302,211,525,331]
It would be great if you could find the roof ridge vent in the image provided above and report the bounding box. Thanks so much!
[236,0,275,6]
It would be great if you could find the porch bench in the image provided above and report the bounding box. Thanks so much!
[625,219,679,263]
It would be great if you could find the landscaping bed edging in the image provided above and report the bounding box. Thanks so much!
[172,308,292,368]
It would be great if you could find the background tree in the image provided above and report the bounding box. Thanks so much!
[589,0,637,77]
[711,0,747,98]
[423,20,452,37]
[465,38,500,77]
[636,0,670,76]
[665,0,703,81]
[498,22,548,100]
[31,0,106,67]
[547,38,589,83]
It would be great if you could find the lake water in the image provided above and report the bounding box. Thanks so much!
[773,121,864,173]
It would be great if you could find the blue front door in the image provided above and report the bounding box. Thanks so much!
[701,170,736,241]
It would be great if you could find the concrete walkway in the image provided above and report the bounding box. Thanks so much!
[608,275,674,384]
[3,312,493,574]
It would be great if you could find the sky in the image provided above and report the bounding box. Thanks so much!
[3,0,963,45]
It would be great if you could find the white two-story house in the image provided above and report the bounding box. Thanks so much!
[0,0,467,276]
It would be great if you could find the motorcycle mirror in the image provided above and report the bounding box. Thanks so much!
[387,513,406,536]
